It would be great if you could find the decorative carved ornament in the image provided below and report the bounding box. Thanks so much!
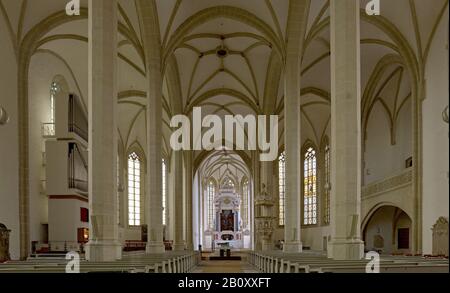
[362,169,412,197]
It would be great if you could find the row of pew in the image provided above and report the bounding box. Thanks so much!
[0,251,201,273]
[248,251,449,273]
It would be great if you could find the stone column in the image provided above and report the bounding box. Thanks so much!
[136,0,165,254]
[86,0,121,261]
[173,151,185,250]
[184,150,194,250]
[328,0,364,260]
[283,0,310,253]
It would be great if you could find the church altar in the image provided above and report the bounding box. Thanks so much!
[210,179,245,249]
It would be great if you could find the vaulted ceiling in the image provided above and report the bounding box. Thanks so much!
[0,0,447,165]
[196,150,250,189]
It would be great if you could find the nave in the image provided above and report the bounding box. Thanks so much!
[0,0,448,274]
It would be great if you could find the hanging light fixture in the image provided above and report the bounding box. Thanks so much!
[0,107,10,125]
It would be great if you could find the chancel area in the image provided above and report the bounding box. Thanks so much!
[0,0,449,273]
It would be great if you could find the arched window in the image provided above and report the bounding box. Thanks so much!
[207,180,216,230]
[324,145,331,224]
[303,147,317,225]
[128,152,141,226]
[162,158,167,226]
[242,178,249,228]
[278,151,286,226]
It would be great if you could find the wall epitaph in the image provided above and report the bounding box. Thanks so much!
[0,223,11,262]
[432,217,449,257]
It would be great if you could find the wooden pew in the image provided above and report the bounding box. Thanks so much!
[0,251,200,273]
[248,251,449,274]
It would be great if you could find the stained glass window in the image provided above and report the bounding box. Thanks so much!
[242,178,249,228]
[207,180,215,230]
[278,152,286,226]
[303,147,317,225]
[162,159,167,226]
[324,145,331,224]
[117,155,120,225]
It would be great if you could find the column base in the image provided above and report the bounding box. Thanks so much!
[283,241,303,253]
[328,239,364,260]
[173,242,186,251]
[146,242,165,254]
[85,240,122,262]
[185,243,194,251]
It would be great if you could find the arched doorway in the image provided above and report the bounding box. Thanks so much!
[193,150,253,252]
[362,205,412,255]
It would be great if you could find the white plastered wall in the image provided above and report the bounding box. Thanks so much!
[27,52,83,248]
[0,14,20,260]
[422,11,449,255]
[364,101,412,184]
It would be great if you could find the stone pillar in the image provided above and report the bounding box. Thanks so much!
[328,0,364,260]
[184,150,194,250]
[173,151,185,250]
[85,0,121,261]
[136,0,165,254]
[283,0,310,253]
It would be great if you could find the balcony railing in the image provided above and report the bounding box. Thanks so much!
[69,178,88,192]
[362,168,413,198]
[42,123,55,138]
[69,123,88,142]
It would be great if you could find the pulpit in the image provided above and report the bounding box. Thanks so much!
[0,223,11,262]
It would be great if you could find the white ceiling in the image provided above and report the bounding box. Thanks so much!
[0,0,447,164]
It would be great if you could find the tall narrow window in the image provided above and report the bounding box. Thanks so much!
[117,155,120,225]
[50,82,59,124]
[242,178,249,228]
[128,152,141,226]
[324,145,331,224]
[303,147,317,225]
[48,81,59,136]
[207,180,215,230]
[278,152,286,226]
[162,158,167,226]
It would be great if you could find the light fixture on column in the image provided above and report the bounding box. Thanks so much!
[0,107,10,125]
[443,105,449,124]
[118,183,124,193]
